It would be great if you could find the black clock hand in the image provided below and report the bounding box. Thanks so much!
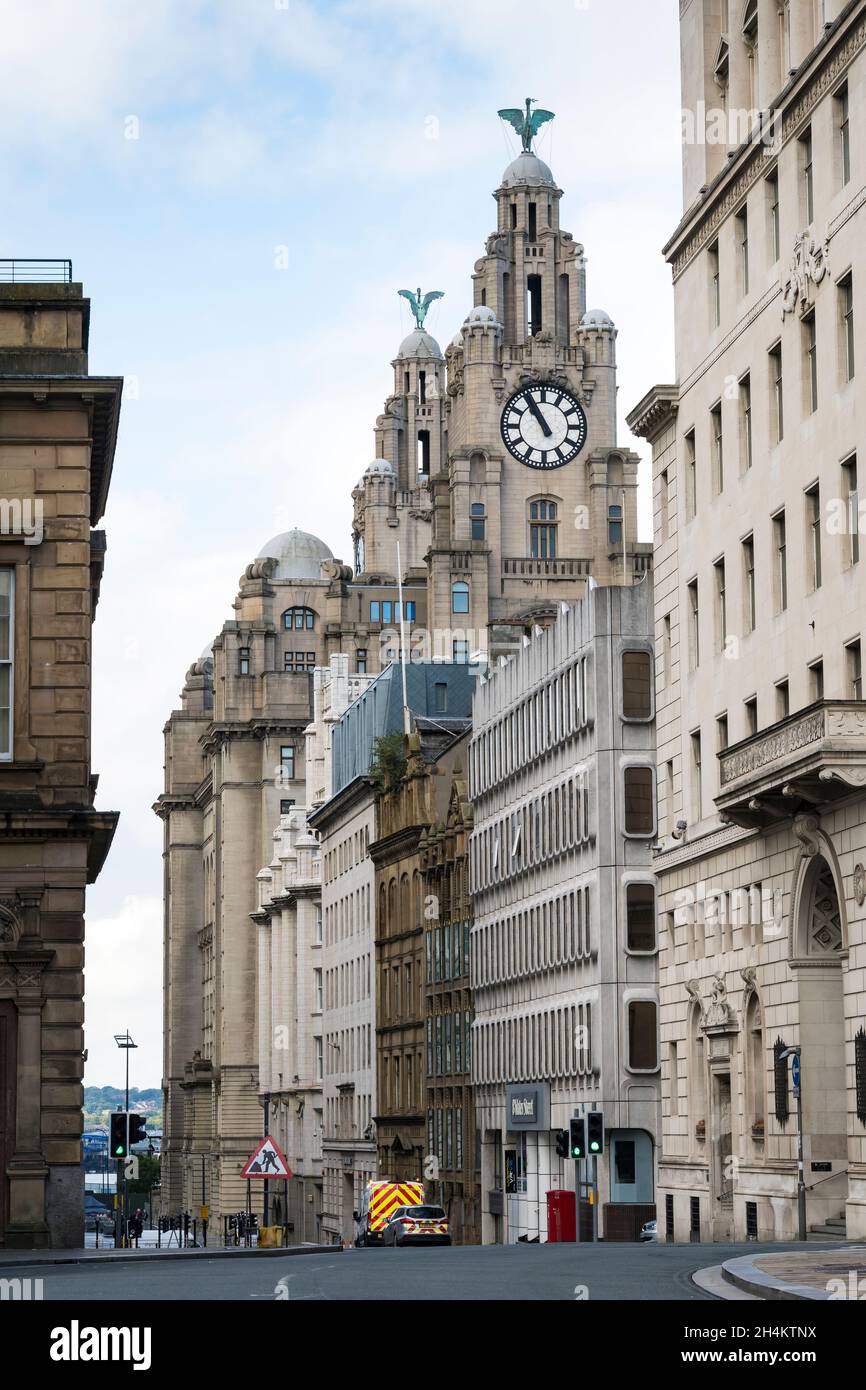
[525,395,552,438]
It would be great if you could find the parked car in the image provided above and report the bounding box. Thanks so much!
[382,1204,451,1247]
[640,1219,658,1243]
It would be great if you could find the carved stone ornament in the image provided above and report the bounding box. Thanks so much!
[792,811,821,857]
[781,230,830,319]
[684,978,704,1016]
[704,974,734,1029]
[853,863,866,907]
[740,965,757,991]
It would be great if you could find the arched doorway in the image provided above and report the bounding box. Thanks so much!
[791,851,848,1232]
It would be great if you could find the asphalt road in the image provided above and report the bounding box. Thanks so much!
[4,1240,794,1301]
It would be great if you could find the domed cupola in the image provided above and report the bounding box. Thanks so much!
[255,528,333,582]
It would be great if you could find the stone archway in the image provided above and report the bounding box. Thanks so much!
[791,851,848,1230]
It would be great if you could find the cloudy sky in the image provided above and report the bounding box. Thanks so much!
[2,0,682,1087]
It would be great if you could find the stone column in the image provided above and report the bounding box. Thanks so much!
[758,0,783,109]
[5,961,50,1248]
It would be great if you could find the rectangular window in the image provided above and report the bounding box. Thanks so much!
[684,430,696,519]
[745,695,758,736]
[742,535,756,633]
[803,310,818,414]
[0,570,11,758]
[690,729,702,820]
[847,639,862,701]
[356,648,367,674]
[714,557,727,653]
[805,483,822,591]
[716,712,729,753]
[624,766,654,836]
[809,659,824,701]
[314,968,323,1012]
[736,205,749,296]
[627,1000,659,1071]
[836,83,850,187]
[239,646,250,675]
[769,342,784,444]
[369,601,380,622]
[434,681,447,713]
[470,502,486,541]
[711,403,724,494]
[607,503,623,547]
[315,1036,323,1082]
[843,456,859,567]
[452,639,469,664]
[772,510,788,613]
[775,679,790,720]
[381,601,392,624]
[800,127,814,225]
[839,273,855,383]
[626,883,656,952]
[622,650,652,719]
[739,374,752,472]
[687,579,700,669]
[766,170,780,265]
[708,240,720,328]
[280,745,295,781]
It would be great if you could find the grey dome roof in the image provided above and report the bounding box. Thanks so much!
[464,305,501,327]
[396,328,443,360]
[501,151,556,188]
[363,459,395,478]
[582,308,614,328]
[256,528,333,581]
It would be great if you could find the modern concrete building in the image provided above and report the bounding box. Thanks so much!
[628,0,866,1242]
[469,582,659,1243]
[0,264,121,1247]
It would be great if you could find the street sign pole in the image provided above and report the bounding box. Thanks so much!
[782,1046,806,1242]
[573,1108,581,1243]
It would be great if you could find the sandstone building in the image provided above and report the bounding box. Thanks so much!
[629,0,866,1241]
[0,266,121,1247]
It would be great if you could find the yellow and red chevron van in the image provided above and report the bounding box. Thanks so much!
[354,1179,424,1247]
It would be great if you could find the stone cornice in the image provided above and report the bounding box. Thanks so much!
[652,820,757,873]
[626,384,679,442]
[665,4,866,282]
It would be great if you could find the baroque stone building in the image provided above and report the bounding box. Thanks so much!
[470,583,658,1243]
[0,269,121,1247]
[628,0,866,1241]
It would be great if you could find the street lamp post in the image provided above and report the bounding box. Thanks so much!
[114,1031,138,1247]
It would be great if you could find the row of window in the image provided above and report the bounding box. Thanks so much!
[380,957,419,1021]
[677,283,855,527]
[472,886,593,988]
[705,91,851,334]
[470,771,592,893]
[425,921,471,984]
[469,655,590,798]
[323,886,371,946]
[324,1024,372,1080]
[324,952,371,1010]
[426,1106,465,1176]
[426,1010,472,1078]
[323,824,372,884]
[473,1002,594,1084]
[379,1047,421,1115]
[369,600,416,624]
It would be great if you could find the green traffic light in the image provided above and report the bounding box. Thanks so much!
[590,1141,600,1152]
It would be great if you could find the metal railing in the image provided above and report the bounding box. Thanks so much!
[0,259,73,283]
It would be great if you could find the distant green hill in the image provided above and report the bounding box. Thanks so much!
[84,1086,161,1109]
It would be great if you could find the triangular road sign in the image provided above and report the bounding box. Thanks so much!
[241,1136,293,1179]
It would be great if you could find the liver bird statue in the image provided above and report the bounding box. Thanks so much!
[497,98,555,153]
[398,287,444,330]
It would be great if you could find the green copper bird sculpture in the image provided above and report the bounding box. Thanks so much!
[398,287,445,330]
[498,98,555,153]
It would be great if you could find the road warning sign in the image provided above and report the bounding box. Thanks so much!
[241,1136,293,1179]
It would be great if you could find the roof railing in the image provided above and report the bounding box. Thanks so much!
[0,259,73,283]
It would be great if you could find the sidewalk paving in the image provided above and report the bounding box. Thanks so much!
[0,1241,337,1268]
[716,1244,866,1300]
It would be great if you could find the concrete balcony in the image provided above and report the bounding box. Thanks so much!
[715,701,866,829]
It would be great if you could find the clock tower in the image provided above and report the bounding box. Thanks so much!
[428,103,648,657]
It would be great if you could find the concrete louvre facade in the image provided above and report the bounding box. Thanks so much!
[0,276,121,1247]
[628,0,866,1241]
[469,583,658,1243]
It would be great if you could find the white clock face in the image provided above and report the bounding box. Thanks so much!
[500,384,588,469]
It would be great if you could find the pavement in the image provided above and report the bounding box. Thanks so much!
[714,1244,866,1301]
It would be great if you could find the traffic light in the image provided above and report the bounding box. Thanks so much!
[128,1114,147,1148]
[568,1117,585,1160]
[110,1111,128,1159]
[587,1111,605,1156]
[555,1129,569,1159]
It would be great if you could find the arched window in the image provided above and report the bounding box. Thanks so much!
[528,498,559,559]
[744,992,765,1144]
[451,581,469,614]
[283,607,316,631]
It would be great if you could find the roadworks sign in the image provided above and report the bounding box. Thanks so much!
[241,1136,293,1179]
